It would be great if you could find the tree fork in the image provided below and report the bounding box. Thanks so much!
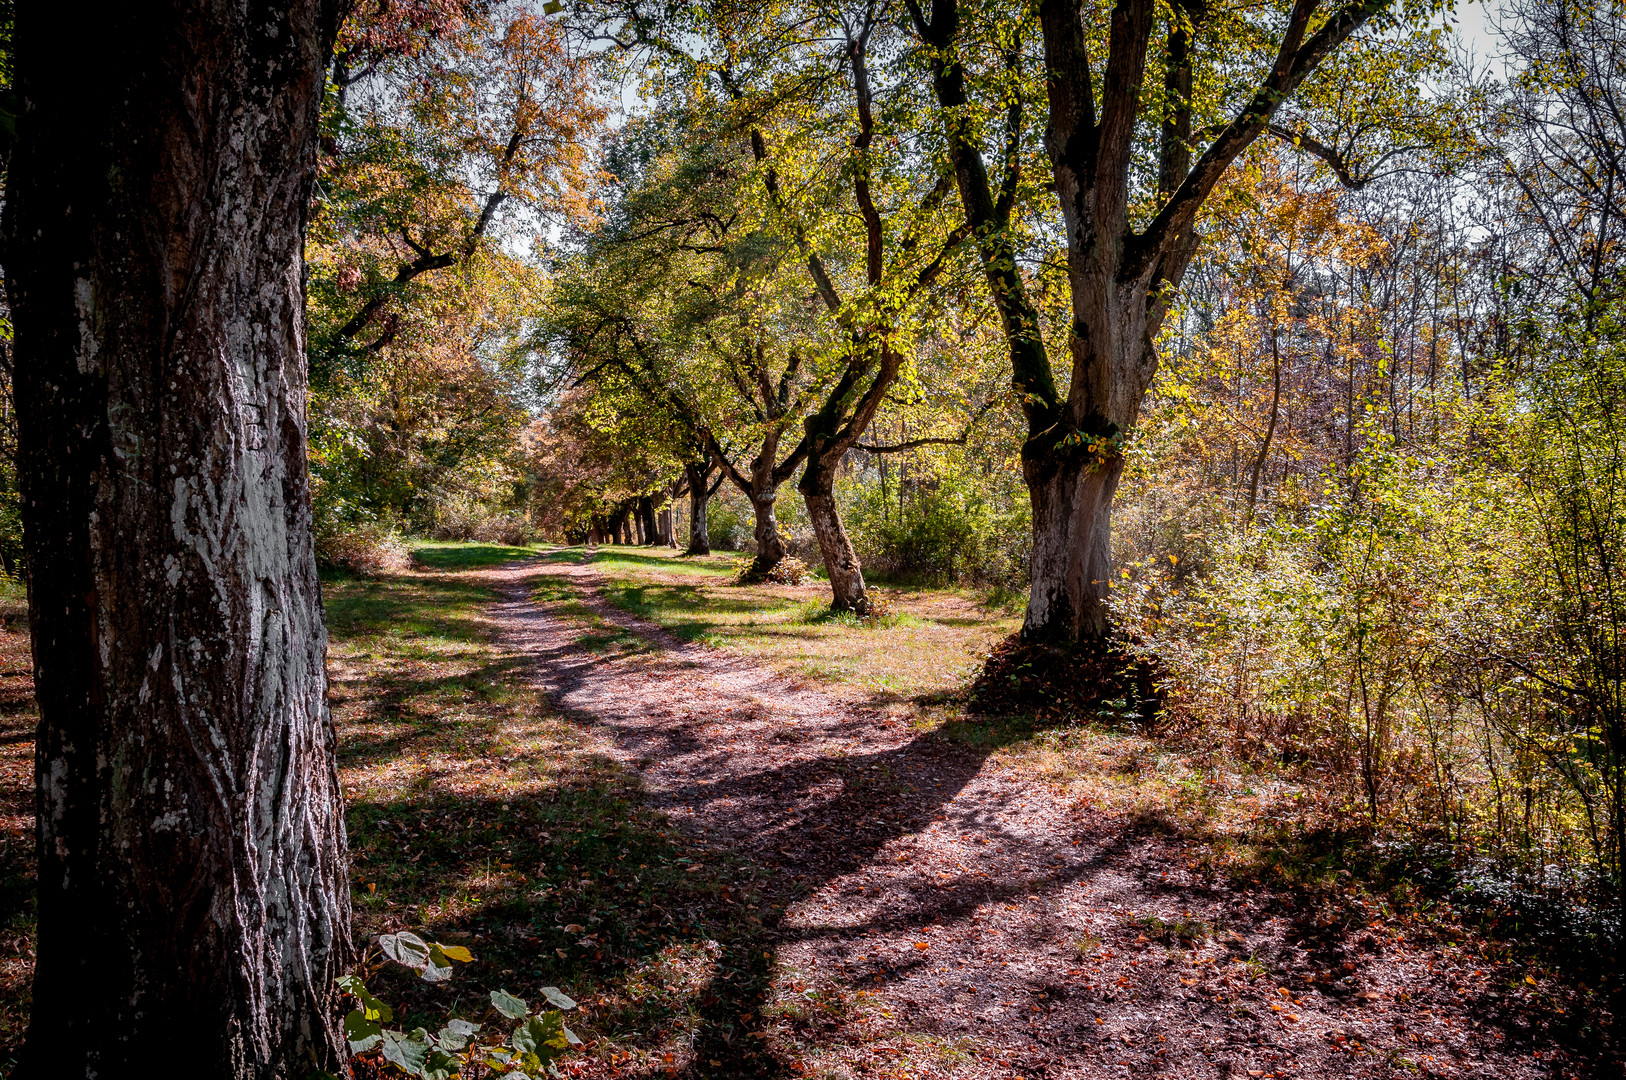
[5,3,352,1075]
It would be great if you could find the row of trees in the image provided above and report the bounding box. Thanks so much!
[538,0,1441,631]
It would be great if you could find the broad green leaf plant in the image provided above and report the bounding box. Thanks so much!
[326,930,580,1080]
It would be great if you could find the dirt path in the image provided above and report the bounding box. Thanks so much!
[480,554,1589,1080]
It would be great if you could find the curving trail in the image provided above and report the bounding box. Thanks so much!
[475,552,1580,1080]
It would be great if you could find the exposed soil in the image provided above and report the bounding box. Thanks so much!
[479,553,1612,1080]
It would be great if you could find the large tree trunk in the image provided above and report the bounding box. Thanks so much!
[1023,452,1125,642]
[658,481,679,547]
[800,456,870,614]
[1019,267,1155,644]
[729,433,790,580]
[608,504,631,544]
[746,494,788,578]
[914,0,1383,651]
[684,461,712,555]
[4,2,351,1076]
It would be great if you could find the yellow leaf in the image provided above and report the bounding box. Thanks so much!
[436,944,474,963]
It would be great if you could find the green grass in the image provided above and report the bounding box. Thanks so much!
[544,544,1019,705]
[576,546,740,578]
[408,540,544,571]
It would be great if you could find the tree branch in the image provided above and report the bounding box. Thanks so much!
[1267,122,1369,190]
[855,394,998,452]
[1127,0,1392,287]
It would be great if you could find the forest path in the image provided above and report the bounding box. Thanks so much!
[475,551,1565,1080]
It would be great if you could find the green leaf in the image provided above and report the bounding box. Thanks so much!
[423,943,455,983]
[437,1017,481,1051]
[363,988,393,1024]
[344,1009,384,1053]
[338,976,394,1025]
[424,1048,462,1080]
[491,988,529,1019]
[381,1028,432,1076]
[511,1012,572,1065]
[543,0,563,12]
[381,931,432,970]
[538,986,576,1010]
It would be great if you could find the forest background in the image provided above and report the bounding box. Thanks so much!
[0,0,1623,984]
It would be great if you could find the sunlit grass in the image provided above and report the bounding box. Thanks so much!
[408,540,544,571]
[548,544,1021,705]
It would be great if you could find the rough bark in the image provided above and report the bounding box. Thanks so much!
[607,503,632,544]
[747,495,789,578]
[803,483,870,615]
[712,430,799,580]
[683,461,713,555]
[793,337,906,614]
[4,2,351,1076]
[1024,454,1125,640]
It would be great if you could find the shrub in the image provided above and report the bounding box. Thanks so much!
[846,472,1029,588]
[737,553,812,585]
[705,498,750,551]
[314,516,410,576]
[427,493,534,546]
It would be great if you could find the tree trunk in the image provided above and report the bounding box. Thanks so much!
[1017,260,1153,643]
[800,456,870,614]
[637,495,658,546]
[684,462,712,555]
[746,494,788,578]
[1023,452,1124,642]
[4,2,350,1076]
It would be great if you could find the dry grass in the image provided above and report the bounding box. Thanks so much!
[546,546,1021,706]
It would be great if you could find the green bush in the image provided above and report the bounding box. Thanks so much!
[844,471,1028,587]
[705,496,750,551]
